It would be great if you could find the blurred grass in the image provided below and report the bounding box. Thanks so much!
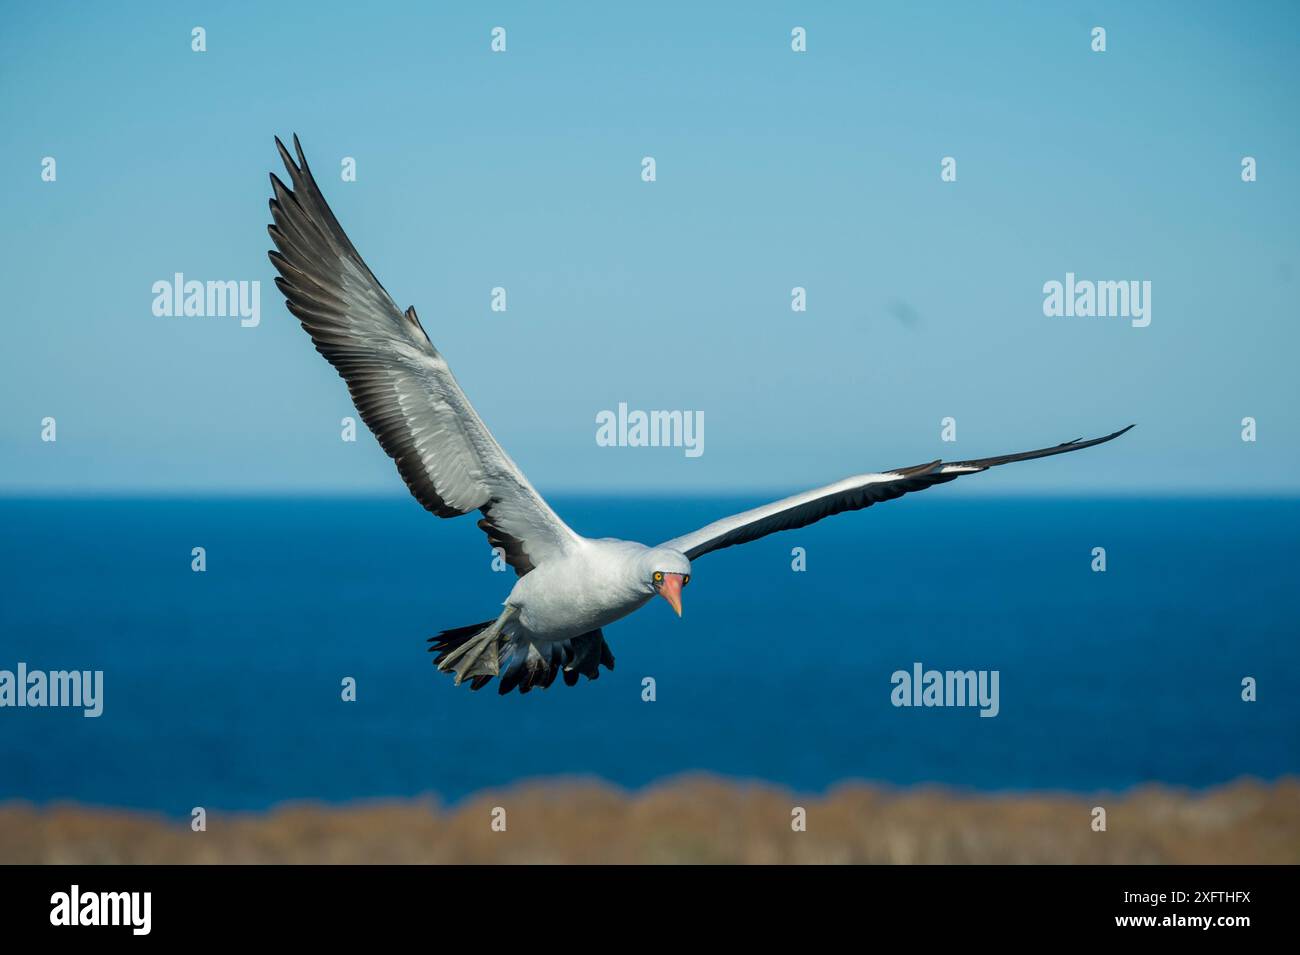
[2,775,1297,864]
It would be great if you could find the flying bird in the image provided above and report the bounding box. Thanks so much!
[266,135,1132,696]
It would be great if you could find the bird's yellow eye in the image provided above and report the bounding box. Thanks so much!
[682,575,690,586]
[653,572,663,582]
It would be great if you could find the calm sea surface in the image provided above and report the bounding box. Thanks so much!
[1,495,1296,814]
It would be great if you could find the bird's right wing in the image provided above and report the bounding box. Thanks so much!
[267,135,577,576]
[660,426,1133,560]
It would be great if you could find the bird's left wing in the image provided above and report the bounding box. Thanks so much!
[266,134,577,576]
[660,426,1133,560]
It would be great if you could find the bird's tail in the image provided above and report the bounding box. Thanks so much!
[496,629,613,695]
[427,616,506,691]
[426,610,614,695]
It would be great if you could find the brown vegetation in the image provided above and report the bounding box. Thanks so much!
[3,775,1297,864]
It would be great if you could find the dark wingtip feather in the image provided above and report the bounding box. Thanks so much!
[268,172,300,212]
[274,135,296,177]
[889,458,942,478]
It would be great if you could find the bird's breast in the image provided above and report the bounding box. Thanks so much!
[507,551,649,640]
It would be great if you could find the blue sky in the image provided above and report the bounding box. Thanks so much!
[2,1,1297,495]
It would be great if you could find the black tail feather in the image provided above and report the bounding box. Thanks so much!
[495,629,614,696]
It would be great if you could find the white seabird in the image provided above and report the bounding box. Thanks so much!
[266,135,1132,695]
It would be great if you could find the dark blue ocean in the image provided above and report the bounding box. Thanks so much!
[1,495,1296,815]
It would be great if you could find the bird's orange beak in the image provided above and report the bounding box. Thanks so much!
[657,573,684,617]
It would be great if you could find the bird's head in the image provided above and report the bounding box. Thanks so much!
[640,548,691,617]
